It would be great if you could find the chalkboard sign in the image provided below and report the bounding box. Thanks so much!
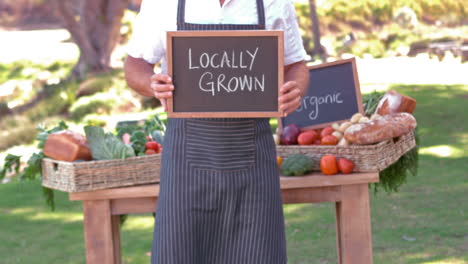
[167,30,283,118]
[281,58,363,130]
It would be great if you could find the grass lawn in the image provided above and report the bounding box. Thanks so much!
[0,84,467,264]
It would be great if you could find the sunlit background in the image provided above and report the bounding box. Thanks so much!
[0,0,467,263]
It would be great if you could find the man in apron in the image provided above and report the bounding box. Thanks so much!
[124,0,309,263]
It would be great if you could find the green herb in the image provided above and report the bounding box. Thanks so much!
[362,90,384,116]
[0,154,21,180]
[84,126,136,160]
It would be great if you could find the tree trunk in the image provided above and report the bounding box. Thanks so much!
[308,0,326,62]
[53,0,129,79]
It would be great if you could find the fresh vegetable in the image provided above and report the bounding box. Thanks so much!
[338,158,355,174]
[277,156,283,167]
[280,124,301,145]
[338,137,349,146]
[362,90,384,116]
[331,131,343,140]
[370,114,382,121]
[320,155,339,175]
[145,149,158,155]
[130,130,148,156]
[332,122,340,131]
[84,126,136,160]
[320,126,334,138]
[297,130,318,145]
[145,141,160,153]
[321,135,338,145]
[350,113,363,123]
[144,114,166,144]
[359,117,370,123]
[280,154,313,176]
[338,122,353,133]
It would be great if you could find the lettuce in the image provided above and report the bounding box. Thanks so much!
[84,126,135,160]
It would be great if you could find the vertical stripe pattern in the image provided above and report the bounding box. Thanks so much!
[152,1,286,263]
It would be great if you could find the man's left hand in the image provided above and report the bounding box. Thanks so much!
[279,81,302,116]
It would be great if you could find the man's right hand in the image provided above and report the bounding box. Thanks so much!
[150,73,174,111]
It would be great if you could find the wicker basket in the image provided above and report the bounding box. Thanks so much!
[42,154,161,192]
[276,131,416,172]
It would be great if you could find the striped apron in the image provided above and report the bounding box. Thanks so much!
[151,0,287,263]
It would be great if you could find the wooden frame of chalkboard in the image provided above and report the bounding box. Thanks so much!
[280,58,364,131]
[167,30,283,118]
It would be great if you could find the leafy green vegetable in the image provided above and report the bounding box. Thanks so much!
[144,114,166,136]
[130,130,147,156]
[281,154,313,176]
[84,126,136,160]
[19,152,45,181]
[0,154,21,180]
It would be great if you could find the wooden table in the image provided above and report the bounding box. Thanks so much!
[70,172,379,264]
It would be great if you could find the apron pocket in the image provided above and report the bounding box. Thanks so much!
[185,119,256,172]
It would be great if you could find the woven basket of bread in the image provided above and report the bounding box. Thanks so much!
[276,130,416,172]
[42,154,161,192]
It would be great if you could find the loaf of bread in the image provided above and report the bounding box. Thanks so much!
[344,113,417,145]
[43,130,92,161]
[375,90,417,115]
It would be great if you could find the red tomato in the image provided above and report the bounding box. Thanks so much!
[338,158,355,174]
[145,141,160,152]
[297,130,318,145]
[145,149,157,155]
[320,127,335,138]
[321,135,338,145]
[320,155,338,175]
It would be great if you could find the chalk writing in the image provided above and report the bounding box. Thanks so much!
[188,47,265,96]
[296,92,343,120]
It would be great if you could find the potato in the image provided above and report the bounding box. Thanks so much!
[370,114,382,120]
[338,121,353,133]
[332,122,340,131]
[359,117,370,123]
[350,113,363,123]
[338,137,349,146]
[332,131,343,140]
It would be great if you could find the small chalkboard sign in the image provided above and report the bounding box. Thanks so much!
[167,30,283,118]
[281,58,363,130]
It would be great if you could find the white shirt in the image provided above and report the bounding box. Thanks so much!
[127,0,308,73]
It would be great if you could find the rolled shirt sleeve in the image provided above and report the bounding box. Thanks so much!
[126,0,166,64]
[269,0,308,65]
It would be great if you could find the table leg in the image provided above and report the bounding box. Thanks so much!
[83,200,116,264]
[335,184,373,264]
[112,215,122,264]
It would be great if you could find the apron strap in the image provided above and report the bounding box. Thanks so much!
[177,0,266,29]
[256,0,266,29]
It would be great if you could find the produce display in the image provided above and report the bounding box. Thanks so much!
[276,91,418,179]
[0,115,166,210]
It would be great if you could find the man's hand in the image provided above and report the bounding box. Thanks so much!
[280,61,309,116]
[150,73,174,112]
[279,81,302,116]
